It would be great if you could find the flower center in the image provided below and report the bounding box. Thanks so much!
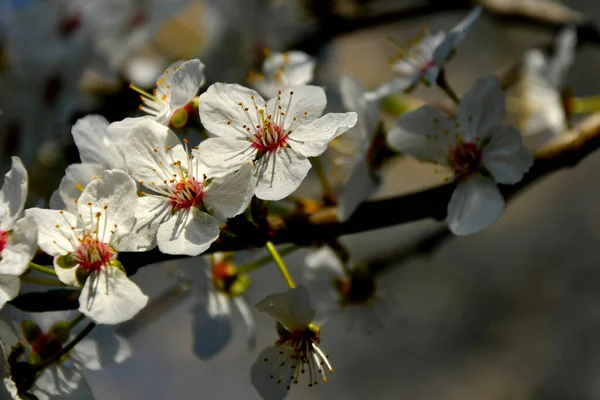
[448,141,482,178]
[31,333,63,362]
[0,230,7,254]
[252,122,288,153]
[74,235,113,272]
[169,177,204,211]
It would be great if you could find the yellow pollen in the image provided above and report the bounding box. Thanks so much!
[75,183,84,192]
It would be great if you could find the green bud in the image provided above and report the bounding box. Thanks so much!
[20,321,42,344]
[75,267,92,287]
[109,259,125,273]
[48,321,71,344]
[170,107,189,129]
[27,352,42,365]
[56,253,77,269]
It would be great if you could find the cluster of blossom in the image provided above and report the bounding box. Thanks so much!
[0,4,585,399]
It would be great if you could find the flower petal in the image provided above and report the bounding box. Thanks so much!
[267,85,326,131]
[157,208,220,256]
[387,105,455,162]
[446,175,505,235]
[77,170,138,251]
[482,126,534,184]
[191,290,232,360]
[366,76,416,101]
[250,346,291,400]
[304,246,345,320]
[71,115,127,171]
[0,157,27,230]
[458,76,505,141]
[253,148,311,201]
[255,285,315,332]
[203,162,255,220]
[50,163,106,214]
[433,6,482,65]
[337,158,380,222]
[79,268,148,325]
[169,59,206,110]
[0,341,19,399]
[0,275,19,311]
[288,112,358,157]
[25,209,79,257]
[0,216,36,276]
[129,195,171,252]
[123,119,186,187]
[54,258,79,287]
[70,326,132,370]
[32,365,94,400]
[233,296,256,350]
[546,26,576,87]
[196,137,255,178]
[199,83,265,140]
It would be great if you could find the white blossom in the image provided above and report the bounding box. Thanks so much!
[123,119,255,256]
[198,83,357,200]
[368,6,482,100]
[0,157,37,310]
[334,75,382,222]
[516,26,576,149]
[179,253,255,360]
[26,170,149,325]
[0,309,132,399]
[387,76,534,235]
[249,50,316,98]
[50,115,128,213]
[251,285,332,400]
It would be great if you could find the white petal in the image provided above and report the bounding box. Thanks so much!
[250,346,291,400]
[169,59,205,110]
[203,163,255,220]
[255,285,314,331]
[546,26,577,87]
[196,137,255,177]
[0,157,27,230]
[79,268,148,325]
[0,275,20,310]
[0,216,37,275]
[267,85,326,131]
[106,117,148,142]
[70,326,132,370]
[32,365,93,400]
[433,6,482,65]
[191,290,232,360]
[129,195,171,252]
[366,76,416,101]
[459,76,505,141]
[54,258,79,287]
[233,296,256,350]
[77,170,138,250]
[387,105,454,162]
[337,158,380,222]
[24,209,79,257]
[51,163,106,214]
[446,175,505,235]
[339,75,364,114]
[199,83,265,139]
[304,247,345,319]
[0,341,19,399]
[288,112,358,157]
[123,119,186,186]
[263,51,315,87]
[157,208,220,256]
[253,148,312,201]
[482,126,534,184]
[71,115,127,171]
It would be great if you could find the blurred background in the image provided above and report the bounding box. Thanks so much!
[4,0,600,398]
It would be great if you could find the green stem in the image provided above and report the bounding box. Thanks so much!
[312,157,336,204]
[571,96,600,114]
[33,321,96,372]
[265,241,296,288]
[20,276,64,287]
[28,262,57,277]
[68,313,86,331]
[237,245,300,275]
[436,70,460,105]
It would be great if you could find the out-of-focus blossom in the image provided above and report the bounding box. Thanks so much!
[124,120,254,255]
[180,253,255,360]
[368,6,482,101]
[333,75,382,222]
[0,157,37,309]
[516,26,576,149]
[248,50,316,98]
[26,170,149,324]
[198,84,357,200]
[251,285,333,400]
[388,76,533,235]
[0,309,132,399]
